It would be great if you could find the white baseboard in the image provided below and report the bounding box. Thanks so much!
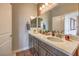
[13,47,30,53]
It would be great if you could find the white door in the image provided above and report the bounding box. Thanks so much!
[77,16,79,35]
[0,4,12,56]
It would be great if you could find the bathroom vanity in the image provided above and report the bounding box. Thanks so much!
[29,31,79,56]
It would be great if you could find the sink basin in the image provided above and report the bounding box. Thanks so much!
[47,37,63,42]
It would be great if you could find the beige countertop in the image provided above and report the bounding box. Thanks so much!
[29,31,79,56]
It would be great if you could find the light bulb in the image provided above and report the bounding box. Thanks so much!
[39,7,42,10]
[42,5,45,8]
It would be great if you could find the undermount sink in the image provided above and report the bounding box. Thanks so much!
[47,37,63,42]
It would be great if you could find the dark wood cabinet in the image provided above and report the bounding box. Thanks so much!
[29,34,68,56]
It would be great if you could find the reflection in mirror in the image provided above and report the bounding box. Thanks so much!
[30,17,43,28]
[30,17,37,28]
[52,15,64,34]
[36,3,79,42]
[31,3,79,37]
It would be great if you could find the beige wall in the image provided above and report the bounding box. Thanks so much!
[51,3,79,17]
[12,4,37,50]
[0,3,12,34]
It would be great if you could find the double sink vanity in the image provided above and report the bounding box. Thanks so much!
[29,4,79,56]
[29,30,79,56]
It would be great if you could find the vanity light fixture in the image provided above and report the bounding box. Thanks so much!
[39,3,48,11]
[39,3,58,14]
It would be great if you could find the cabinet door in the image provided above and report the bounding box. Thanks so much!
[33,37,38,50]
[38,46,47,56]
[29,35,39,56]
[29,35,33,48]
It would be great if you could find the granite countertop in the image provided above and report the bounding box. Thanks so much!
[29,31,79,56]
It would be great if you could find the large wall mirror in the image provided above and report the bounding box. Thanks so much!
[30,3,79,36]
